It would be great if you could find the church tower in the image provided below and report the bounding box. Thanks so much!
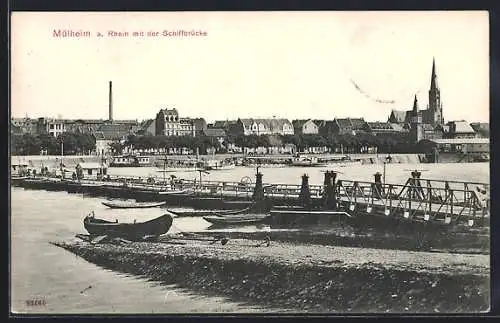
[428,58,444,125]
[410,94,423,143]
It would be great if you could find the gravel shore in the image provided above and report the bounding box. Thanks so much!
[53,237,490,313]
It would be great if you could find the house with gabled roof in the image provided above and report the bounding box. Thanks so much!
[92,123,135,155]
[292,119,319,135]
[470,122,489,138]
[234,118,294,136]
[445,120,478,139]
[135,119,156,136]
[331,117,366,135]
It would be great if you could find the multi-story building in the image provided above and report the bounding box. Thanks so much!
[155,108,181,136]
[36,117,67,137]
[155,108,206,137]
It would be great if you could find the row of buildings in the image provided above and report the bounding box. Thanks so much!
[11,60,489,155]
[11,112,488,154]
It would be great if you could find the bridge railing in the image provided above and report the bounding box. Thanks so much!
[335,178,489,221]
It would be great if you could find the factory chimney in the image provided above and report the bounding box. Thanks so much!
[108,81,113,122]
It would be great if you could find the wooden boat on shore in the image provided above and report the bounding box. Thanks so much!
[101,200,166,209]
[166,206,251,217]
[203,214,270,225]
[83,212,173,240]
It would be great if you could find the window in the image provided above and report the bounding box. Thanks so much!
[88,169,92,175]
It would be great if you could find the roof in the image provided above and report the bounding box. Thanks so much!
[140,119,154,129]
[470,122,489,137]
[389,110,407,123]
[113,120,139,124]
[470,122,489,131]
[158,108,178,115]
[334,118,366,130]
[428,138,490,145]
[203,128,226,137]
[448,121,476,133]
[389,123,404,132]
[11,117,37,125]
[366,122,393,130]
[74,119,106,124]
[292,119,308,129]
[239,118,292,130]
[350,118,365,128]
[95,123,133,140]
[212,120,236,128]
[421,123,435,131]
[470,122,490,129]
[388,110,417,123]
[313,120,335,128]
[92,131,107,140]
[293,119,318,131]
[365,122,407,132]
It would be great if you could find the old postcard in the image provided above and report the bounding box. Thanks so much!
[10,11,490,314]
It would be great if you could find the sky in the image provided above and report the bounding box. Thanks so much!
[11,11,489,123]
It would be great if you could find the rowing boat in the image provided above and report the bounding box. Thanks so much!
[101,200,166,209]
[203,214,270,225]
[167,206,251,217]
[83,213,173,240]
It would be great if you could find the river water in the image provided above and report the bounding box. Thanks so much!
[10,163,489,314]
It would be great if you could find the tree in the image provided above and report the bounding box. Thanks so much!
[38,134,57,154]
[108,141,124,155]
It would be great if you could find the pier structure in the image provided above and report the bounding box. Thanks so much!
[334,175,489,227]
[12,169,489,227]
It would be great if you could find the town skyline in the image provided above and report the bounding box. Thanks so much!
[11,11,489,123]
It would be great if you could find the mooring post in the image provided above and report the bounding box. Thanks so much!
[298,173,311,207]
[374,172,383,199]
[322,171,332,203]
[252,170,264,202]
[330,171,337,210]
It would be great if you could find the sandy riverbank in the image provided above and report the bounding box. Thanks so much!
[53,237,489,313]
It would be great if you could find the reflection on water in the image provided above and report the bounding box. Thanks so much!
[10,188,272,314]
[10,163,489,313]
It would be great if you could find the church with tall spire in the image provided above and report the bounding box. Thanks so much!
[387,58,446,142]
[426,57,444,125]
